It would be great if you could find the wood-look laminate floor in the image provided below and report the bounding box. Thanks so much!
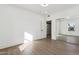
[0,38,79,55]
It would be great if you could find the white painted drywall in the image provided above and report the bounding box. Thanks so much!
[60,17,79,36]
[50,16,56,40]
[0,5,46,49]
[55,6,79,36]
[56,19,61,35]
[51,6,79,40]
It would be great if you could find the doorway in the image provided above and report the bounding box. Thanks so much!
[46,21,51,38]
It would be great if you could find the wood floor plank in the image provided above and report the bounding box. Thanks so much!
[0,37,79,55]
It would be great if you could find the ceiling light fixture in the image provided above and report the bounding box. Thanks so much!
[41,3,48,7]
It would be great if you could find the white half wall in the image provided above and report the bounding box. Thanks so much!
[0,5,46,49]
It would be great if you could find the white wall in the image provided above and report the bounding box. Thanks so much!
[56,19,61,35]
[60,17,79,36]
[0,5,46,49]
[51,6,79,40]
[50,16,56,40]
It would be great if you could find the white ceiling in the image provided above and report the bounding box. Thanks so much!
[16,4,79,15]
